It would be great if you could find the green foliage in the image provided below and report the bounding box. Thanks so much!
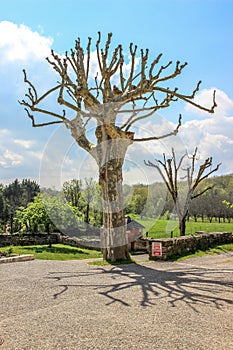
[82,178,102,226]
[124,184,148,214]
[15,194,50,232]
[0,247,13,257]
[62,179,85,208]
[14,193,84,234]
[1,174,233,235]
[0,179,40,233]
[223,199,233,209]
[125,174,233,223]
[62,178,102,227]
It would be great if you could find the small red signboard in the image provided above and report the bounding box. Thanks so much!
[152,242,162,257]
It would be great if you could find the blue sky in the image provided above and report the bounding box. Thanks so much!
[0,0,233,188]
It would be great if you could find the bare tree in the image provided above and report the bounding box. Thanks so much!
[20,32,216,261]
[145,148,221,236]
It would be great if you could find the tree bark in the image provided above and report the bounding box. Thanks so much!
[179,217,186,236]
[99,158,130,262]
[85,203,90,224]
[94,122,133,262]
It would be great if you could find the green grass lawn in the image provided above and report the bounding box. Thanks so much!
[135,217,233,238]
[0,244,102,260]
[175,243,233,261]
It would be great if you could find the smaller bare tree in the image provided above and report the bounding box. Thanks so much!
[145,148,221,236]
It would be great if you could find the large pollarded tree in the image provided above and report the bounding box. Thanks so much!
[20,32,216,262]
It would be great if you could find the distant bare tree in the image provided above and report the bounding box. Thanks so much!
[145,148,221,236]
[20,33,216,261]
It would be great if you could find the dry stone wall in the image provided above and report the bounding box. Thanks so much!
[0,232,101,251]
[0,231,232,260]
[147,232,233,260]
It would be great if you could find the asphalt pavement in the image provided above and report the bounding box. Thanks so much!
[0,252,233,350]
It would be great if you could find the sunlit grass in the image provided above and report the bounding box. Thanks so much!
[135,217,232,238]
[0,244,102,260]
[174,243,233,261]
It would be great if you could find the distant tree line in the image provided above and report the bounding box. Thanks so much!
[0,174,232,234]
[125,174,233,223]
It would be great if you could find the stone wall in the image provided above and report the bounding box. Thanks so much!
[0,231,232,260]
[0,233,60,247]
[59,235,101,250]
[148,231,233,260]
[0,233,102,251]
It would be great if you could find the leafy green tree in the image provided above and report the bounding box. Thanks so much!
[44,194,81,234]
[0,191,9,233]
[21,179,40,207]
[3,179,23,233]
[2,179,40,232]
[62,179,84,208]
[15,193,81,234]
[15,194,52,233]
[125,185,148,215]
[82,178,102,226]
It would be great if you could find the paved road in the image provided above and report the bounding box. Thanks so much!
[0,253,233,350]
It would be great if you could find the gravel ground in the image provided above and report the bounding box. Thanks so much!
[0,253,233,350]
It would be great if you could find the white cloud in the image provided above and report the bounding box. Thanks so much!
[0,129,43,183]
[0,21,53,63]
[2,150,23,167]
[185,88,233,117]
[0,21,56,108]
[118,90,233,179]
[179,88,233,174]
[14,139,35,149]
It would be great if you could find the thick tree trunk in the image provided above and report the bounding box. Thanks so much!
[99,159,130,262]
[94,122,134,262]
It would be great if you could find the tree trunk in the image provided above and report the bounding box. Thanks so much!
[179,216,186,236]
[99,159,130,262]
[85,203,90,224]
[94,123,134,262]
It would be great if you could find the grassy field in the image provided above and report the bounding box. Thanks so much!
[0,244,102,260]
[133,216,233,238]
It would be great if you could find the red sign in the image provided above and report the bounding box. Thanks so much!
[152,242,162,257]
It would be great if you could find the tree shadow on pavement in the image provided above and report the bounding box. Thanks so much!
[46,262,233,312]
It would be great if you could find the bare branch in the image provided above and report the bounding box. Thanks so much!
[22,69,38,101]
[24,108,64,127]
[144,159,173,195]
[20,32,217,165]
[134,114,182,142]
[192,185,214,199]
[149,53,163,80]
[154,86,217,114]
[86,36,92,80]
[193,161,221,190]
[96,31,103,73]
